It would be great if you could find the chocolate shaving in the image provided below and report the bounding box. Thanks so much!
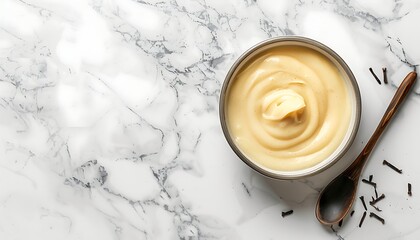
[369,175,373,182]
[374,187,378,199]
[362,179,377,188]
[359,211,367,228]
[383,160,402,174]
[350,210,355,217]
[370,194,385,205]
[338,219,343,227]
[382,68,388,84]
[360,196,367,211]
[282,210,293,217]
[408,183,412,196]
[369,67,382,85]
[370,212,385,224]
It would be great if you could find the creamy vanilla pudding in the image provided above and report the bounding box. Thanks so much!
[220,37,361,179]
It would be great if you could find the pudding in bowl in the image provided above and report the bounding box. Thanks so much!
[220,37,361,179]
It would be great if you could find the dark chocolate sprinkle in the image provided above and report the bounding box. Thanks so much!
[282,210,293,217]
[370,194,385,205]
[360,196,367,211]
[382,68,388,84]
[369,67,382,85]
[371,205,382,212]
[370,212,385,224]
[408,183,412,196]
[383,160,402,174]
[362,179,377,188]
[359,211,367,228]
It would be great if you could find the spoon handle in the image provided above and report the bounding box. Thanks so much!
[347,71,417,179]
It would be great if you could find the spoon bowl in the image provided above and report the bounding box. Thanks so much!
[315,71,417,225]
[316,176,356,224]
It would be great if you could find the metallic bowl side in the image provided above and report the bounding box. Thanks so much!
[219,36,361,180]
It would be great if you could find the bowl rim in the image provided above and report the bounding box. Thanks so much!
[219,36,362,180]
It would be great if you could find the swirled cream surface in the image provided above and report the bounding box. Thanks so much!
[226,46,352,171]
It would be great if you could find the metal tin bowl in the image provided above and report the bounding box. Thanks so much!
[219,36,361,180]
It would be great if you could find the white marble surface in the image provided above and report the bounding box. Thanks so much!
[1,0,420,239]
